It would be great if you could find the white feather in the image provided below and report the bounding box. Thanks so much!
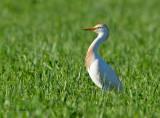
[85,24,123,90]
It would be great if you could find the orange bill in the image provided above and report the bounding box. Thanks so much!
[84,27,98,30]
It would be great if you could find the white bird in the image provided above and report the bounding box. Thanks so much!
[84,24,123,90]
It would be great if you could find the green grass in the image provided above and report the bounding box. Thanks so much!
[0,0,160,117]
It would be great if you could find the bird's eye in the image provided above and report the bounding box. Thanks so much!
[98,27,101,29]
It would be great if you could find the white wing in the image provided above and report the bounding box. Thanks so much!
[99,58,123,89]
[89,58,123,90]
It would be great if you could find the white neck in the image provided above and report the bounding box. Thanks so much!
[89,32,108,54]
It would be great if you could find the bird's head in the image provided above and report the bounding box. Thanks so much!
[84,24,109,35]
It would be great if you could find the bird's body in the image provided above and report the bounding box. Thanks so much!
[84,24,123,90]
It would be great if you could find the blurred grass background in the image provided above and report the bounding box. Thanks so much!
[0,0,160,117]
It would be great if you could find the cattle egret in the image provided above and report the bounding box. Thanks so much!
[84,24,123,90]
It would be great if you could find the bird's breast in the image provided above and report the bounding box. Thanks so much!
[85,46,95,69]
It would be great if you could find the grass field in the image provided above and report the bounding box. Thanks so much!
[0,0,160,117]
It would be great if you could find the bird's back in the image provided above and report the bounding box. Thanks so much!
[89,56,123,90]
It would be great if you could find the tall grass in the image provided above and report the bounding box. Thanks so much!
[0,0,160,117]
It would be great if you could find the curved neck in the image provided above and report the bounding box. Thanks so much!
[89,32,108,54]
